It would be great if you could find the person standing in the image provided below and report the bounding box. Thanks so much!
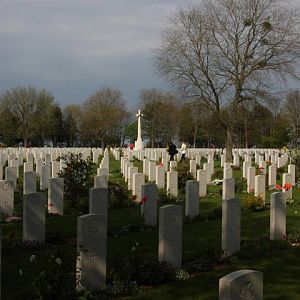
[168,141,177,161]
[180,141,187,162]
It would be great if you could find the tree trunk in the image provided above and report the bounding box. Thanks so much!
[225,127,233,163]
[151,138,155,148]
[193,125,198,148]
[244,124,248,149]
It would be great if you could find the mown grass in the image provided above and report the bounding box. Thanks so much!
[2,155,300,299]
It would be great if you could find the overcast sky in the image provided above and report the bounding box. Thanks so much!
[0,0,298,108]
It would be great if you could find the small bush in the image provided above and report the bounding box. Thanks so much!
[108,181,131,209]
[176,160,194,191]
[58,153,93,207]
[245,194,265,212]
[235,178,247,193]
[158,188,177,204]
[110,245,176,286]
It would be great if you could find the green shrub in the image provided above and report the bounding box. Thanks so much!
[288,148,300,179]
[245,194,265,212]
[158,188,177,204]
[235,178,247,193]
[58,153,93,207]
[176,160,193,191]
[108,181,131,209]
[110,244,176,286]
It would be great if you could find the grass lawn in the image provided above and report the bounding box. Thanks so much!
[2,155,300,299]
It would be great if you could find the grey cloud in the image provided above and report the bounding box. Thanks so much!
[0,0,298,106]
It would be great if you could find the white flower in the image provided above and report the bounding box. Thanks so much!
[29,255,36,263]
[131,246,136,252]
[55,258,62,265]
[295,211,298,214]
[19,269,23,276]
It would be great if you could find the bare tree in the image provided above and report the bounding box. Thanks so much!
[283,90,300,146]
[81,88,128,148]
[154,0,300,160]
[0,86,55,146]
[139,89,179,147]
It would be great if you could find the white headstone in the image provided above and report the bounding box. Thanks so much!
[222,198,241,257]
[270,192,286,240]
[185,180,199,218]
[48,178,64,215]
[167,171,178,197]
[219,270,263,300]
[77,214,107,289]
[23,171,36,195]
[0,180,14,216]
[141,183,157,226]
[23,192,46,242]
[158,205,182,268]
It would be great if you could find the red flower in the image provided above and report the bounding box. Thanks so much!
[131,195,137,201]
[275,184,282,190]
[139,196,148,205]
[258,167,264,174]
[283,183,292,191]
[159,163,163,167]
[48,203,54,207]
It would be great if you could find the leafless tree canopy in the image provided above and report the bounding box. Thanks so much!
[154,0,300,113]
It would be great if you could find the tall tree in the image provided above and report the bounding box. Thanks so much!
[63,105,82,147]
[139,89,179,147]
[0,86,55,146]
[81,88,128,148]
[154,0,300,161]
[283,90,300,146]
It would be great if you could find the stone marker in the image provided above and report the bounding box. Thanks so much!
[185,180,199,218]
[255,175,266,203]
[48,178,64,215]
[148,161,156,182]
[94,175,108,188]
[5,167,17,190]
[222,178,235,201]
[222,198,241,256]
[52,161,60,178]
[132,173,145,202]
[89,187,108,215]
[282,173,293,201]
[77,214,107,290]
[247,167,255,193]
[40,165,50,190]
[203,163,211,184]
[23,171,36,195]
[141,183,157,226]
[167,171,178,197]
[270,192,286,240]
[155,165,165,189]
[197,169,207,197]
[169,161,177,171]
[24,162,33,173]
[268,165,277,187]
[190,160,197,178]
[128,166,138,190]
[158,205,182,268]
[23,192,46,242]
[97,168,109,177]
[288,164,296,185]
[0,162,3,181]
[35,159,43,177]
[0,180,14,216]
[219,270,263,300]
